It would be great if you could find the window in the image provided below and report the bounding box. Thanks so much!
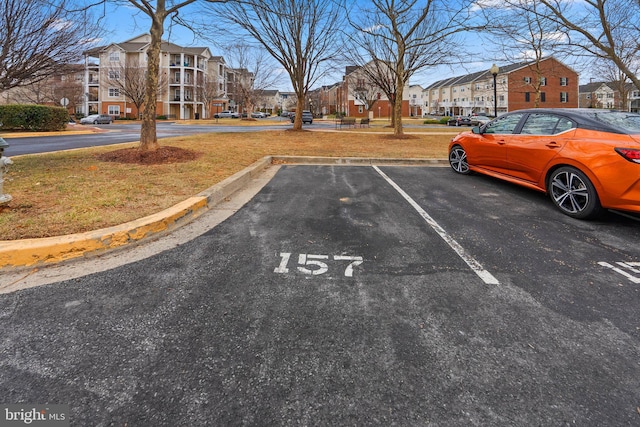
[560,92,569,103]
[174,89,180,100]
[108,87,119,97]
[107,105,120,116]
[560,77,568,86]
[524,77,532,84]
[109,51,120,62]
[483,113,525,134]
[525,92,530,102]
[540,92,546,102]
[108,70,120,80]
[540,77,546,86]
[358,105,363,114]
[520,113,574,135]
[174,72,180,83]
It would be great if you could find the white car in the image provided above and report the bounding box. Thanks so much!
[80,114,112,124]
[214,111,240,118]
[251,112,267,118]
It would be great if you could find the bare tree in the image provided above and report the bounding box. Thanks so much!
[196,73,223,119]
[348,0,480,136]
[0,0,101,91]
[10,80,58,105]
[92,0,229,151]
[593,60,634,111]
[105,57,167,118]
[224,43,283,118]
[533,0,640,92]
[486,0,565,107]
[209,0,347,130]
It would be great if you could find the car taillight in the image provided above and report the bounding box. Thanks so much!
[615,148,640,164]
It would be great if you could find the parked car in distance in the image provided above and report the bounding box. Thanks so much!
[251,112,267,118]
[470,115,491,126]
[290,110,313,124]
[80,114,112,125]
[214,111,240,118]
[448,108,640,219]
[447,115,472,126]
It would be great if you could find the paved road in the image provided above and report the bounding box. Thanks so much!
[1,166,639,425]
[4,118,317,156]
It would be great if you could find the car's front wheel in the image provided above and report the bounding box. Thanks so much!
[548,166,603,219]
[449,145,470,175]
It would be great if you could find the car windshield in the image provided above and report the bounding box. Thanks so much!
[585,111,640,133]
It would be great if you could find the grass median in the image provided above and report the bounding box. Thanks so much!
[0,126,458,240]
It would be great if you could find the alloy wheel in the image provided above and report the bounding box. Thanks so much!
[548,167,602,219]
[449,146,470,174]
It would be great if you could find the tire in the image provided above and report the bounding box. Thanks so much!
[547,166,603,219]
[93,120,98,124]
[449,145,470,175]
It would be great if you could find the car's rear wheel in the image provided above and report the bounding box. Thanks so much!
[449,145,470,175]
[548,166,603,219]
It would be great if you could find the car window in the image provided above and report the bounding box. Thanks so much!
[554,117,575,133]
[483,113,524,134]
[584,111,640,133]
[519,113,574,135]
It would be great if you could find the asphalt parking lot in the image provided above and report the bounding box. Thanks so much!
[1,165,639,425]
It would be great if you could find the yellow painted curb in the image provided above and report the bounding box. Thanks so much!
[0,196,208,269]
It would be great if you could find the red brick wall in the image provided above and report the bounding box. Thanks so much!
[508,58,579,111]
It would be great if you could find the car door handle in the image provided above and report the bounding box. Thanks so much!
[497,139,506,145]
[546,141,561,148]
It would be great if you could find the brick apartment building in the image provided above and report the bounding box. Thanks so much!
[424,57,579,117]
[82,34,243,120]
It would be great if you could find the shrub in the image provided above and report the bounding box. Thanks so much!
[423,119,442,124]
[0,104,69,131]
[439,117,450,124]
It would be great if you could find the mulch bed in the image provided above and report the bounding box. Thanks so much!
[96,146,200,165]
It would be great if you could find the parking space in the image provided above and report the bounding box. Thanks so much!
[1,165,639,425]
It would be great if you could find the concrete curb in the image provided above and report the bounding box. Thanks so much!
[0,156,447,270]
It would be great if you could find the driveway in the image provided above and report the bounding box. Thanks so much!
[1,165,639,425]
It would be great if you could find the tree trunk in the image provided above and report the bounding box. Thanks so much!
[139,13,165,151]
[393,67,404,136]
[292,94,305,130]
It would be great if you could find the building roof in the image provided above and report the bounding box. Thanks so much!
[84,34,213,59]
[424,57,575,91]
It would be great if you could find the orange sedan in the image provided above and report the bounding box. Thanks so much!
[448,109,640,219]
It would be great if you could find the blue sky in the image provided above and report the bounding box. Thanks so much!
[98,2,592,92]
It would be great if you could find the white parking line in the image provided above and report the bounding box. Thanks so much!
[373,166,500,285]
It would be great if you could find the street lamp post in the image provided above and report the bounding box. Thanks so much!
[490,64,499,118]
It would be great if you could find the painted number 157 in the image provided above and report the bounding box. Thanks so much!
[274,253,363,277]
